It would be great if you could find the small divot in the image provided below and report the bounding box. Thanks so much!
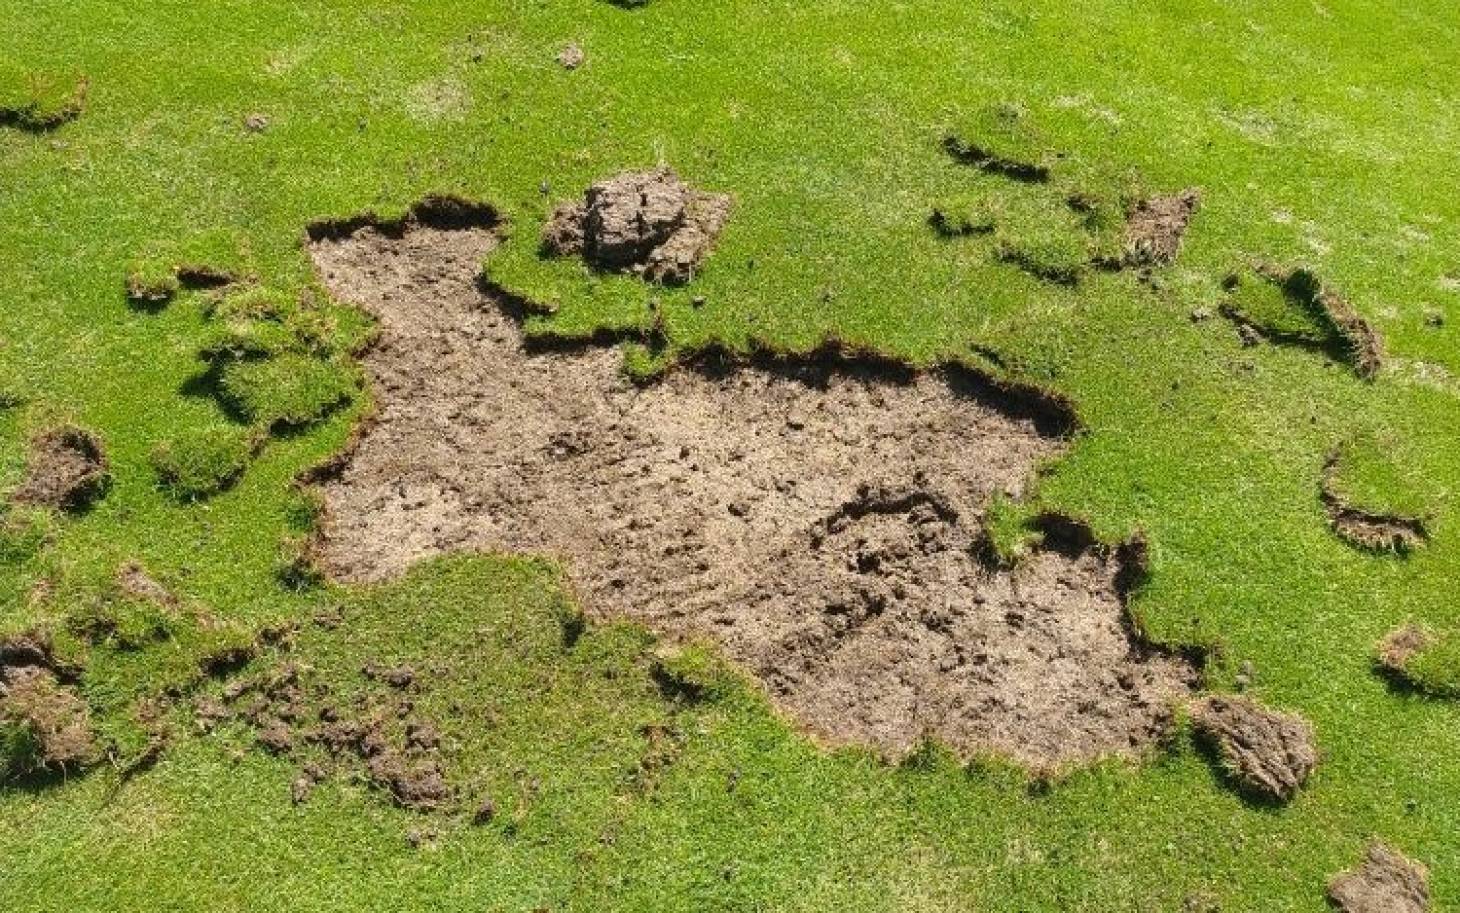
[541,168,732,285]
[11,426,109,512]
[243,112,270,133]
[305,205,1199,768]
[0,630,97,777]
[1191,694,1317,803]
[1327,842,1430,913]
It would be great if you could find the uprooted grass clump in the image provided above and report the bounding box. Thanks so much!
[124,229,254,307]
[541,168,733,285]
[936,116,1198,283]
[943,103,1057,182]
[0,67,88,131]
[1190,694,1318,803]
[151,425,259,501]
[1320,434,1434,554]
[1376,624,1460,699]
[197,285,364,430]
[1220,264,1384,379]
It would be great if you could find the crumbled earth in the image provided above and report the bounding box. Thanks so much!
[11,426,109,511]
[0,632,97,775]
[1190,694,1317,802]
[1326,842,1431,913]
[214,660,453,811]
[1321,454,1427,553]
[304,209,1199,767]
[541,169,732,284]
[1122,190,1200,267]
[116,561,177,606]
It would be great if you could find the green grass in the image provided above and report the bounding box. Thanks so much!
[150,425,257,500]
[2,0,1460,910]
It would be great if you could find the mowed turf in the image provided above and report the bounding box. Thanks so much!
[2,0,1459,910]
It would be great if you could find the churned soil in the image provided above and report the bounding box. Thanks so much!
[303,207,1198,767]
[1122,190,1200,267]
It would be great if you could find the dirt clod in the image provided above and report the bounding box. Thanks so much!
[541,169,731,285]
[557,42,585,70]
[243,113,270,132]
[12,426,109,511]
[1123,190,1200,267]
[1191,694,1317,802]
[306,206,1198,768]
[1327,842,1430,913]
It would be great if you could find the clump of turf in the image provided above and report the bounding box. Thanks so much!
[217,353,358,428]
[1190,693,1318,803]
[929,193,998,237]
[1221,265,1384,379]
[0,67,88,132]
[151,425,258,500]
[976,494,1045,567]
[1377,624,1460,699]
[125,230,253,308]
[995,221,1089,284]
[943,102,1057,181]
[1321,434,1434,554]
[196,285,362,430]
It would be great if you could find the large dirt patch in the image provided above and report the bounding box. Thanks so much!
[305,205,1197,768]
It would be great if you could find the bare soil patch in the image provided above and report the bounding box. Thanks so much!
[11,426,109,511]
[1191,694,1317,802]
[304,206,1198,767]
[1122,190,1200,267]
[1327,842,1430,913]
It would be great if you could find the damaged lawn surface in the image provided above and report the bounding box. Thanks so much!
[3,0,1460,911]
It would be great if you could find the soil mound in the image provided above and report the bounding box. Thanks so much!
[305,208,1198,767]
[1122,190,1200,267]
[1191,694,1317,802]
[542,169,732,284]
[11,426,109,511]
[1327,842,1430,913]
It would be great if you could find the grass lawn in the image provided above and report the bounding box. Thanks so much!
[2,0,1459,910]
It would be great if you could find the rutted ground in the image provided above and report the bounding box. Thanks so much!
[304,205,1197,768]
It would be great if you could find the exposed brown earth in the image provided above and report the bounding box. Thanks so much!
[1376,624,1432,676]
[1190,694,1317,802]
[1327,842,1430,913]
[303,205,1198,768]
[11,426,109,511]
[1122,190,1200,267]
[0,631,97,776]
